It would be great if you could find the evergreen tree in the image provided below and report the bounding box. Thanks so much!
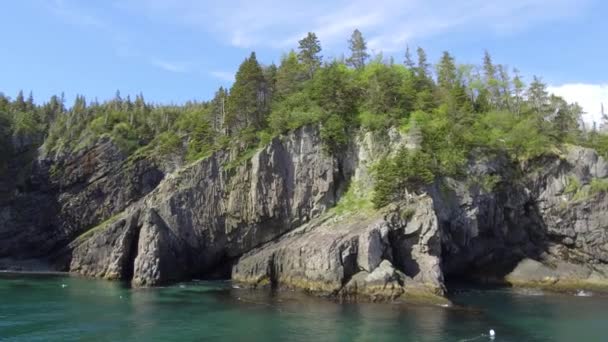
[404,45,415,69]
[14,90,26,112]
[436,51,457,91]
[226,52,267,133]
[527,76,549,114]
[497,65,511,110]
[211,87,227,133]
[311,61,357,120]
[297,32,322,79]
[512,68,525,115]
[482,50,501,108]
[346,29,369,69]
[0,93,9,112]
[416,47,430,80]
[413,47,435,111]
[275,51,306,99]
[26,91,35,112]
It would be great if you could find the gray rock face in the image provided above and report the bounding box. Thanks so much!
[526,147,608,265]
[69,126,343,286]
[0,136,164,262]
[232,196,446,301]
[3,123,608,300]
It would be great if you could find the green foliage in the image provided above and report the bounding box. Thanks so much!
[357,110,391,131]
[1,34,604,214]
[226,52,268,133]
[564,176,581,195]
[320,114,348,153]
[268,91,322,133]
[310,61,358,120]
[346,29,369,69]
[298,32,322,79]
[563,177,608,202]
[156,132,182,156]
[333,181,373,216]
[372,148,435,209]
[223,144,261,171]
[590,178,608,195]
[472,174,502,192]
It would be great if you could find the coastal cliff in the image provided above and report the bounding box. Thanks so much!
[1,125,607,302]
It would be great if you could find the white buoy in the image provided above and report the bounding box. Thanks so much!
[61,284,67,288]
[489,329,496,339]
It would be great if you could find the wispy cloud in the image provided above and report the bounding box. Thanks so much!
[116,0,590,52]
[209,71,235,83]
[48,0,131,53]
[549,83,608,125]
[151,59,189,73]
[50,0,107,30]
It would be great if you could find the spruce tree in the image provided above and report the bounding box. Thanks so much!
[14,90,26,112]
[297,32,322,79]
[404,45,415,69]
[226,52,267,133]
[437,51,457,91]
[346,29,369,69]
[275,51,305,99]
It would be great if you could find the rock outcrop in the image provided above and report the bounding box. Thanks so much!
[232,196,446,302]
[68,126,346,286]
[2,124,608,301]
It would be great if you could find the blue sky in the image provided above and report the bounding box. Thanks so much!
[1,0,607,123]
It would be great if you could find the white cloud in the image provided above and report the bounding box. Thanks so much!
[209,71,235,83]
[116,0,590,52]
[549,83,608,126]
[150,59,189,73]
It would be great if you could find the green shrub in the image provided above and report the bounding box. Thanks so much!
[372,147,435,208]
[358,110,391,131]
[320,114,348,153]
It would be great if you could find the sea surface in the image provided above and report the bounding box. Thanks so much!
[0,272,606,341]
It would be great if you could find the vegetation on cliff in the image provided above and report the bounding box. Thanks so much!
[0,29,606,201]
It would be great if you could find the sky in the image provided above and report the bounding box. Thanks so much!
[1,0,607,124]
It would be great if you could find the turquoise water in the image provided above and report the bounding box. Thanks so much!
[0,273,606,341]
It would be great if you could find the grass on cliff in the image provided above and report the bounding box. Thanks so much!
[564,176,608,203]
[332,181,374,216]
[73,214,121,244]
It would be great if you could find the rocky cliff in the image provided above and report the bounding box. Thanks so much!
[1,125,607,301]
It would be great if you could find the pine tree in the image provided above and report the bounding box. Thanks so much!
[297,32,322,79]
[404,45,415,69]
[226,52,267,133]
[346,29,369,69]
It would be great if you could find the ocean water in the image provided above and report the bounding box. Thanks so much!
[0,273,606,341]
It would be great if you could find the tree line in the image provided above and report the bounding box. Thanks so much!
[1,29,606,181]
